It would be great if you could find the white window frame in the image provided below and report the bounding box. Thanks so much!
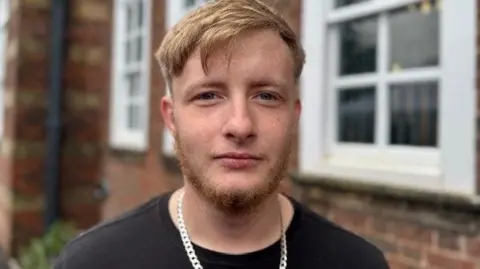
[162,0,207,156]
[0,0,10,139]
[109,0,152,151]
[300,0,477,196]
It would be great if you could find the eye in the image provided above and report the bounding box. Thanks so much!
[196,91,218,100]
[255,92,280,101]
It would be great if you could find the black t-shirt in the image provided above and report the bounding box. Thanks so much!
[53,192,389,269]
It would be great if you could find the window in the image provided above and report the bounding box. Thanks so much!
[110,0,152,150]
[0,0,9,138]
[300,0,476,195]
[162,0,207,156]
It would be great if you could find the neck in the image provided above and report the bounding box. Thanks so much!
[169,185,293,254]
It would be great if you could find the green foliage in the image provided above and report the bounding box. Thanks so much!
[17,221,78,269]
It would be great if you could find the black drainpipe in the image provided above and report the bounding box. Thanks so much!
[45,0,68,232]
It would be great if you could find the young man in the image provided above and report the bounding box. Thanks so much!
[53,0,390,268]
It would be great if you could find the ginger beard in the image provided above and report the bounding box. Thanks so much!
[173,132,292,216]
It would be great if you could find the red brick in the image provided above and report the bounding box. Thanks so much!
[12,107,46,140]
[438,230,463,251]
[60,158,101,188]
[387,258,420,269]
[12,210,43,243]
[68,21,112,46]
[12,158,43,196]
[330,208,369,232]
[61,203,100,230]
[427,252,475,269]
[370,217,392,235]
[17,61,49,89]
[399,244,423,263]
[391,222,432,245]
[65,63,109,91]
[63,109,101,142]
[17,6,50,38]
[467,237,480,258]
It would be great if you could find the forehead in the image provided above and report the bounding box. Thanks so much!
[172,30,295,93]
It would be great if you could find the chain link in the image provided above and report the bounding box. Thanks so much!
[177,191,287,269]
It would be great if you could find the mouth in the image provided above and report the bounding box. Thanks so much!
[213,152,263,169]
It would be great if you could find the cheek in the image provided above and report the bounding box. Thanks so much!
[176,116,218,148]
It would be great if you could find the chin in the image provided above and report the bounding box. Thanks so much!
[212,172,279,195]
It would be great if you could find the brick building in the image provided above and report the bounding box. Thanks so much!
[0,0,479,268]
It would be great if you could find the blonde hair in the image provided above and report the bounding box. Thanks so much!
[154,0,305,96]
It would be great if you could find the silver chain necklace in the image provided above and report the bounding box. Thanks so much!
[176,191,288,269]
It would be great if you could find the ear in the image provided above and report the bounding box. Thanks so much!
[294,98,302,125]
[160,95,176,135]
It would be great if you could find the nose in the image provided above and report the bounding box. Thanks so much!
[222,99,256,144]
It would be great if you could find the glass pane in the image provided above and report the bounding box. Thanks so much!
[184,0,195,8]
[339,16,377,76]
[125,40,131,64]
[126,5,133,32]
[127,104,141,130]
[127,72,140,97]
[338,87,376,143]
[389,2,439,71]
[335,0,370,8]
[137,0,144,28]
[389,81,438,147]
[135,37,143,61]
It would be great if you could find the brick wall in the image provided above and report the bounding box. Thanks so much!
[294,179,480,269]
[0,0,112,254]
[0,0,51,254]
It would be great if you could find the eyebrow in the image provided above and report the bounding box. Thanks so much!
[183,80,227,96]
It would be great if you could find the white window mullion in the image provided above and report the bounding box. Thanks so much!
[327,0,421,24]
[333,73,379,89]
[376,13,388,148]
[326,26,339,156]
[386,67,440,84]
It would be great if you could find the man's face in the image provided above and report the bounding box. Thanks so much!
[161,30,301,214]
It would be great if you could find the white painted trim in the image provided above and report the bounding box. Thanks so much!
[109,0,152,151]
[439,0,476,195]
[300,0,477,196]
[327,0,421,24]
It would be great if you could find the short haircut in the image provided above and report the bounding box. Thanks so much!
[154,0,306,96]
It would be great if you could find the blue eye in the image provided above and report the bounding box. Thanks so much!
[197,92,217,100]
[256,92,278,101]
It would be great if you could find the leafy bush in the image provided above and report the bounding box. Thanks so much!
[17,221,78,269]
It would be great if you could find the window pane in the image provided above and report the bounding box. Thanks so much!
[127,104,142,130]
[127,72,140,97]
[135,36,143,61]
[137,0,144,28]
[126,5,133,32]
[339,16,377,76]
[335,0,370,8]
[338,87,375,143]
[389,2,439,71]
[389,81,438,147]
[125,40,131,63]
[184,0,195,8]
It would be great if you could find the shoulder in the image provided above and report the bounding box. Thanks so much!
[52,194,169,269]
[290,199,390,269]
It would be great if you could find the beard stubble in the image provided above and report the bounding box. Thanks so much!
[174,133,292,216]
